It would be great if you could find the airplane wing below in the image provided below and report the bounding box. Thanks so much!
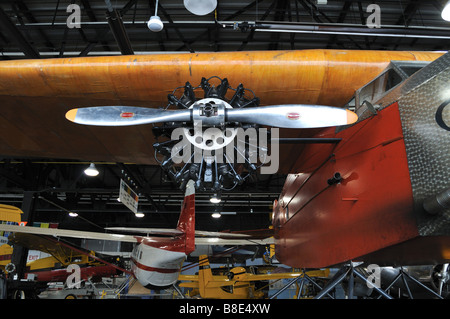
[0,224,273,246]
[105,227,268,238]
[105,227,184,236]
[194,237,274,245]
[8,232,78,260]
[1,224,138,243]
[104,227,275,245]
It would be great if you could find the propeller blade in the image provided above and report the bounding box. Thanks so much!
[65,106,191,126]
[226,105,358,128]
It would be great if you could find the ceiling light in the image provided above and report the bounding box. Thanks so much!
[135,212,145,218]
[147,16,163,32]
[443,2,450,21]
[184,0,217,16]
[68,212,78,217]
[211,212,221,218]
[147,0,163,32]
[210,193,221,204]
[84,163,99,176]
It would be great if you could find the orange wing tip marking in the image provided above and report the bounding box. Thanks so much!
[346,109,358,124]
[65,109,78,122]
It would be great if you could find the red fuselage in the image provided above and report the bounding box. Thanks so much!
[274,103,418,268]
[273,54,450,268]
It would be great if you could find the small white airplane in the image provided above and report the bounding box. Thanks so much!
[0,180,272,290]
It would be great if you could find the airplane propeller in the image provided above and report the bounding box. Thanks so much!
[65,101,358,129]
[64,77,358,193]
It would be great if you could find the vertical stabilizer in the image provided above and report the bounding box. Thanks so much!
[198,254,213,297]
[176,180,195,254]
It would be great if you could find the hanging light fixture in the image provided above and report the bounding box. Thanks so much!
[147,0,163,32]
[184,0,217,16]
[84,163,99,177]
[210,193,221,204]
[211,212,221,218]
[443,1,450,21]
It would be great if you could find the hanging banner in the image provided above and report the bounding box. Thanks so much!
[119,179,139,214]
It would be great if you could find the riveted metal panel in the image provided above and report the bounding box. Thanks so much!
[397,53,450,235]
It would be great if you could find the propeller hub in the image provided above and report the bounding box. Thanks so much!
[184,98,237,150]
[191,98,228,127]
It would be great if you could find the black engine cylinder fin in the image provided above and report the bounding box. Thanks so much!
[229,84,260,108]
[229,83,244,107]
[167,81,197,109]
[200,77,211,98]
[200,76,231,100]
[215,78,229,99]
[181,81,197,107]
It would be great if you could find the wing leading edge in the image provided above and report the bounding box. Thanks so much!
[0,224,273,246]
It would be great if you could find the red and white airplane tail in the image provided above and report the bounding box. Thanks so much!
[175,179,195,255]
[131,180,196,289]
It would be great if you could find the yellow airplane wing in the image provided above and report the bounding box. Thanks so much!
[8,232,79,265]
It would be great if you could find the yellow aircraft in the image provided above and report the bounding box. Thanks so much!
[178,255,329,299]
[0,204,23,272]
[0,204,125,281]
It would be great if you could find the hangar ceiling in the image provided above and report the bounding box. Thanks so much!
[0,0,449,233]
[0,0,449,58]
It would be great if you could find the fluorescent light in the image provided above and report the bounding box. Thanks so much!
[211,212,221,218]
[84,163,99,177]
[443,2,450,21]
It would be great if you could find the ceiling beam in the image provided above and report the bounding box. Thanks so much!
[104,0,134,55]
[14,0,55,50]
[106,9,134,55]
[155,1,195,53]
[0,6,40,59]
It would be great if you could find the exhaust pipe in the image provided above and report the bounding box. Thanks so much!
[423,187,450,215]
